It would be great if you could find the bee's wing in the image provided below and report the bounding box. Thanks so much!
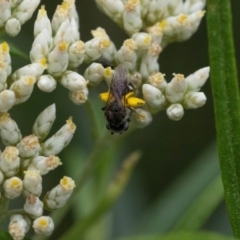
[110,64,128,111]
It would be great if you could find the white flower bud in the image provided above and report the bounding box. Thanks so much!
[12,0,40,25]
[139,44,161,79]
[129,72,142,89]
[34,5,52,38]
[23,170,42,197]
[84,63,104,86]
[5,18,21,37]
[0,113,22,146]
[123,0,142,34]
[142,84,166,108]
[10,76,36,104]
[47,41,69,77]
[30,32,51,63]
[69,87,89,105]
[147,23,163,45]
[37,74,57,92]
[8,214,31,240]
[0,146,20,177]
[183,0,206,13]
[59,71,88,91]
[0,0,11,28]
[18,135,41,159]
[32,104,56,141]
[182,92,207,109]
[44,176,75,210]
[10,62,46,82]
[68,41,85,68]
[3,177,23,199]
[24,195,43,218]
[33,216,54,236]
[28,155,62,175]
[186,66,210,91]
[0,90,16,112]
[132,108,152,128]
[148,72,167,91]
[131,32,152,49]
[116,39,137,72]
[84,37,111,63]
[41,117,76,156]
[54,19,76,47]
[167,103,184,121]
[95,0,124,24]
[165,73,187,103]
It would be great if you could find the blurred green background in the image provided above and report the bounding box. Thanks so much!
[3,0,240,239]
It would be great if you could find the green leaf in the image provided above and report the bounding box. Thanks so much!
[9,43,29,60]
[0,231,30,240]
[114,232,234,240]
[206,0,240,237]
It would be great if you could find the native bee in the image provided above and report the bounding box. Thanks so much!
[100,64,145,134]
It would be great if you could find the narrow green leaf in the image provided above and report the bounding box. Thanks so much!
[9,43,28,60]
[206,0,240,237]
[114,232,234,240]
[174,175,224,231]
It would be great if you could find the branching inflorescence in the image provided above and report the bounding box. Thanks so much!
[0,0,209,239]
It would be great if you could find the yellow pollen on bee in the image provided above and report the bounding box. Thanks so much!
[126,97,145,107]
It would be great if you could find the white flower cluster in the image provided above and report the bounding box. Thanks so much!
[0,0,40,36]
[0,104,76,240]
[95,0,206,45]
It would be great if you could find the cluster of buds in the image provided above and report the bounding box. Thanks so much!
[0,104,76,240]
[95,0,206,44]
[0,0,40,36]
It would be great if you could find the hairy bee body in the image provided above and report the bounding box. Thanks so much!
[100,64,145,134]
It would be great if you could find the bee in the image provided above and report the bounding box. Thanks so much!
[100,64,145,134]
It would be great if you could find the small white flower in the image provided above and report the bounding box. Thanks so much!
[37,74,57,92]
[0,112,22,146]
[10,76,36,104]
[148,72,167,91]
[131,32,152,49]
[59,71,88,91]
[41,117,76,156]
[165,73,187,103]
[47,41,69,77]
[24,195,43,218]
[84,63,104,86]
[0,146,20,177]
[167,103,184,121]
[8,214,31,240]
[0,90,16,112]
[132,108,152,128]
[5,18,21,37]
[44,176,75,210]
[28,155,62,175]
[68,40,85,68]
[32,104,56,141]
[182,92,207,109]
[142,84,166,109]
[123,0,142,34]
[33,216,54,236]
[17,135,41,159]
[69,87,89,105]
[23,170,42,197]
[3,177,23,199]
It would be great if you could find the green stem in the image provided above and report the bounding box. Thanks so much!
[0,196,9,225]
[206,0,240,237]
